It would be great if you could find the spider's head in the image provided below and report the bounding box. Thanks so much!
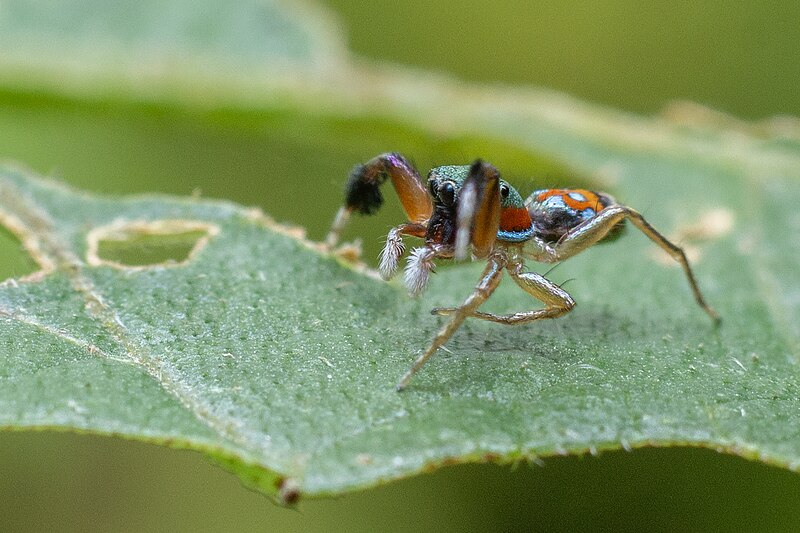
[425,163,528,255]
[427,165,525,210]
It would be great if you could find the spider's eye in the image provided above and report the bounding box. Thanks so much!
[500,184,510,199]
[438,182,456,207]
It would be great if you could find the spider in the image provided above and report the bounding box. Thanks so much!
[325,153,720,391]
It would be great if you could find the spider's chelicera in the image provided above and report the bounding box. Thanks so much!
[325,153,720,391]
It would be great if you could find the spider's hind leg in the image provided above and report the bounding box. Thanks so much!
[543,204,719,323]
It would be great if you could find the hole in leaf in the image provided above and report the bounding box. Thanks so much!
[0,226,37,280]
[98,230,207,266]
[87,220,218,269]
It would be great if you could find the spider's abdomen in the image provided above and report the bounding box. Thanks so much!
[528,188,620,242]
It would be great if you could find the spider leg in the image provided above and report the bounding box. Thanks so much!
[529,205,719,323]
[397,254,506,391]
[402,244,451,296]
[379,223,427,280]
[454,160,501,260]
[325,153,432,249]
[432,259,575,324]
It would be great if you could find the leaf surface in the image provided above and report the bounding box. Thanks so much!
[1,0,800,500]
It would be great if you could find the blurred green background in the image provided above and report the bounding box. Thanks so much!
[2,1,799,531]
[328,0,800,119]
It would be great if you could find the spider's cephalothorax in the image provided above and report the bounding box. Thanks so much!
[325,153,720,391]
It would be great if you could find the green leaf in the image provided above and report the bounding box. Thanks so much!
[0,0,346,94]
[2,0,800,503]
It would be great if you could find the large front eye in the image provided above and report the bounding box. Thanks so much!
[500,183,510,199]
[438,181,456,207]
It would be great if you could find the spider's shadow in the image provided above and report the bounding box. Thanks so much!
[424,306,663,363]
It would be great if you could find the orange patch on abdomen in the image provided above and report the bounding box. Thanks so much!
[536,189,606,212]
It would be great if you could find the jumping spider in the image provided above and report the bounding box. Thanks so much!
[325,153,719,391]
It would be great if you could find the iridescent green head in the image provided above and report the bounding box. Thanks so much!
[427,165,525,209]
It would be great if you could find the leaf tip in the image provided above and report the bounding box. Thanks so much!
[276,476,301,505]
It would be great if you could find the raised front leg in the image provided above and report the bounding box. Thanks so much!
[454,160,501,260]
[432,259,575,324]
[397,254,506,391]
[527,205,719,323]
[325,153,432,249]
